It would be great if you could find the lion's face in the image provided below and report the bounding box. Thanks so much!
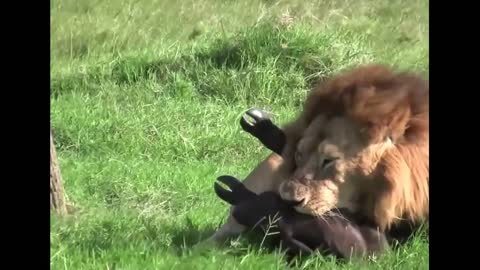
[278,64,429,229]
[279,114,393,217]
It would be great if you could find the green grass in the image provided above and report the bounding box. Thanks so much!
[50,0,429,269]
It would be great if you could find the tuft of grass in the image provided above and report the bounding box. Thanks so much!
[51,0,428,269]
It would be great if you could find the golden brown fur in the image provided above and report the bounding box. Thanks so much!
[202,64,428,246]
[278,64,429,231]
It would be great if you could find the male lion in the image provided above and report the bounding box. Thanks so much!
[205,64,429,246]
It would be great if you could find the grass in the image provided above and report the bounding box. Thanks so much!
[50,0,429,269]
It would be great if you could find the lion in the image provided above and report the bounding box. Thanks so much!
[203,64,429,247]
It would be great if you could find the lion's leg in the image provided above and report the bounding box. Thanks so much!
[202,153,285,246]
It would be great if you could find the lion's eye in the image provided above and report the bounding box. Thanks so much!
[322,157,338,169]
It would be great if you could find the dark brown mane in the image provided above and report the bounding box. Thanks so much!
[278,64,430,229]
[300,64,429,145]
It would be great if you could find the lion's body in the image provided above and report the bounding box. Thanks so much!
[205,64,428,246]
[241,153,285,195]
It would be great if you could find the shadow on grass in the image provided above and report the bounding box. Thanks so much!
[167,216,333,268]
[168,216,285,255]
[52,21,332,105]
[168,216,429,267]
[169,217,218,249]
[52,208,428,270]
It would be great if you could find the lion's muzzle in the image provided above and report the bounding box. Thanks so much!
[279,180,310,205]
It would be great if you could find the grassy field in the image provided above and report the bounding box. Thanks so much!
[50,0,429,269]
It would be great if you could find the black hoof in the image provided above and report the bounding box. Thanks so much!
[240,108,272,134]
[214,175,257,205]
[239,108,286,155]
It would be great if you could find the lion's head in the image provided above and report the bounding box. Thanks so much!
[278,64,429,231]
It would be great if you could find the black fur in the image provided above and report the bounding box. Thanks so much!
[214,175,389,259]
